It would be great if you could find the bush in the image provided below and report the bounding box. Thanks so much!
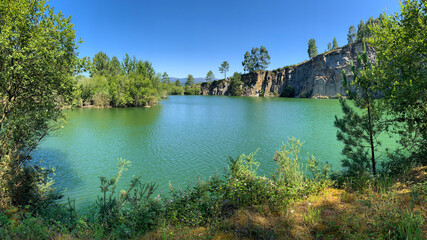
[272,138,305,188]
[281,85,295,97]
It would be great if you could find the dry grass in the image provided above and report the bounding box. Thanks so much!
[144,167,426,239]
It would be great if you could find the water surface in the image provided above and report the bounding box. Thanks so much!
[34,96,347,208]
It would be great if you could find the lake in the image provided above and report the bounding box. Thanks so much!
[33,95,348,209]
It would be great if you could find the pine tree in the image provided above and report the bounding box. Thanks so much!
[347,25,356,44]
[307,38,318,59]
[334,43,383,176]
[332,37,339,49]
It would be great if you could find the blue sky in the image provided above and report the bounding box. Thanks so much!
[49,0,401,78]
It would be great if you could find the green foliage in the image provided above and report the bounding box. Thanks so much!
[185,74,194,86]
[184,85,201,95]
[281,85,295,97]
[335,43,384,176]
[229,72,244,96]
[242,46,271,73]
[76,52,166,107]
[0,0,84,208]
[162,72,170,84]
[206,70,215,82]
[303,204,321,225]
[272,138,305,188]
[356,17,381,43]
[218,61,230,80]
[109,56,122,76]
[347,25,356,44]
[307,38,318,58]
[369,0,427,162]
[91,51,110,76]
[332,37,338,49]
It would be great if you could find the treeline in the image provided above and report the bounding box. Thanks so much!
[308,16,383,58]
[72,52,202,107]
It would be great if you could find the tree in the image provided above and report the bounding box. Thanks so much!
[0,0,82,207]
[327,42,332,51]
[347,25,356,44]
[162,72,170,84]
[219,61,230,80]
[175,79,181,87]
[109,56,122,75]
[185,74,194,86]
[241,46,271,72]
[334,44,383,176]
[122,53,136,74]
[356,17,381,42]
[332,37,338,49]
[230,72,244,96]
[205,70,215,82]
[369,0,427,161]
[91,51,110,76]
[242,51,253,73]
[307,38,318,59]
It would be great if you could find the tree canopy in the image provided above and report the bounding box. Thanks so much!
[241,46,271,72]
[219,61,230,80]
[347,25,356,44]
[185,74,194,86]
[369,0,427,160]
[206,70,215,82]
[307,38,318,59]
[0,0,83,207]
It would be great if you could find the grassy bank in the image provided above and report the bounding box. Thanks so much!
[0,140,425,240]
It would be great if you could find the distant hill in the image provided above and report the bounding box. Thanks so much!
[170,77,218,85]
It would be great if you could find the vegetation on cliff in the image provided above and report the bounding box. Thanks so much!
[0,0,425,239]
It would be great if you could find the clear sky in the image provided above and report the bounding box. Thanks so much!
[49,0,401,78]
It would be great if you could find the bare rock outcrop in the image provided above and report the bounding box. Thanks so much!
[200,43,375,98]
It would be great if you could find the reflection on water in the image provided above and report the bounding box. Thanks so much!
[33,96,347,209]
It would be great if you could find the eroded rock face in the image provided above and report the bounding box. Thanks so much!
[200,43,375,98]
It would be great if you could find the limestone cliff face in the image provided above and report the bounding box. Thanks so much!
[200,43,375,98]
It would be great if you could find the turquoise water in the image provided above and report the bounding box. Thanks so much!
[33,96,347,208]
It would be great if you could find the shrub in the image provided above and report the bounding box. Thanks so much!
[272,138,305,188]
[281,85,295,97]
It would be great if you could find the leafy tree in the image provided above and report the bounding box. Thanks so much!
[347,25,356,44]
[162,72,170,84]
[241,46,271,72]
[369,0,427,161]
[219,61,229,80]
[242,51,253,73]
[122,53,136,74]
[175,79,181,87]
[334,44,383,176]
[229,72,244,96]
[0,0,83,207]
[91,51,110,76]
[356,17,381,42]
[186,74,194,86]
[205,70,215,82]
[327,42,332,51]
[307,38,318,59]
[332,37,338,49]
[109,56,122,75]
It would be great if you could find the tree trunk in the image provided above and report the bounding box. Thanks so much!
[367,105,376,176]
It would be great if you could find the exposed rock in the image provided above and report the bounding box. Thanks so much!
[200,43,375,98]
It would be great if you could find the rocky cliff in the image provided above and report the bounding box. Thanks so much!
[200,43,375,98]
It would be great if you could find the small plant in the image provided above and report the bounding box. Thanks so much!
[303,204,321,225]
[396,208,424,240]
[272,138,305,188]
